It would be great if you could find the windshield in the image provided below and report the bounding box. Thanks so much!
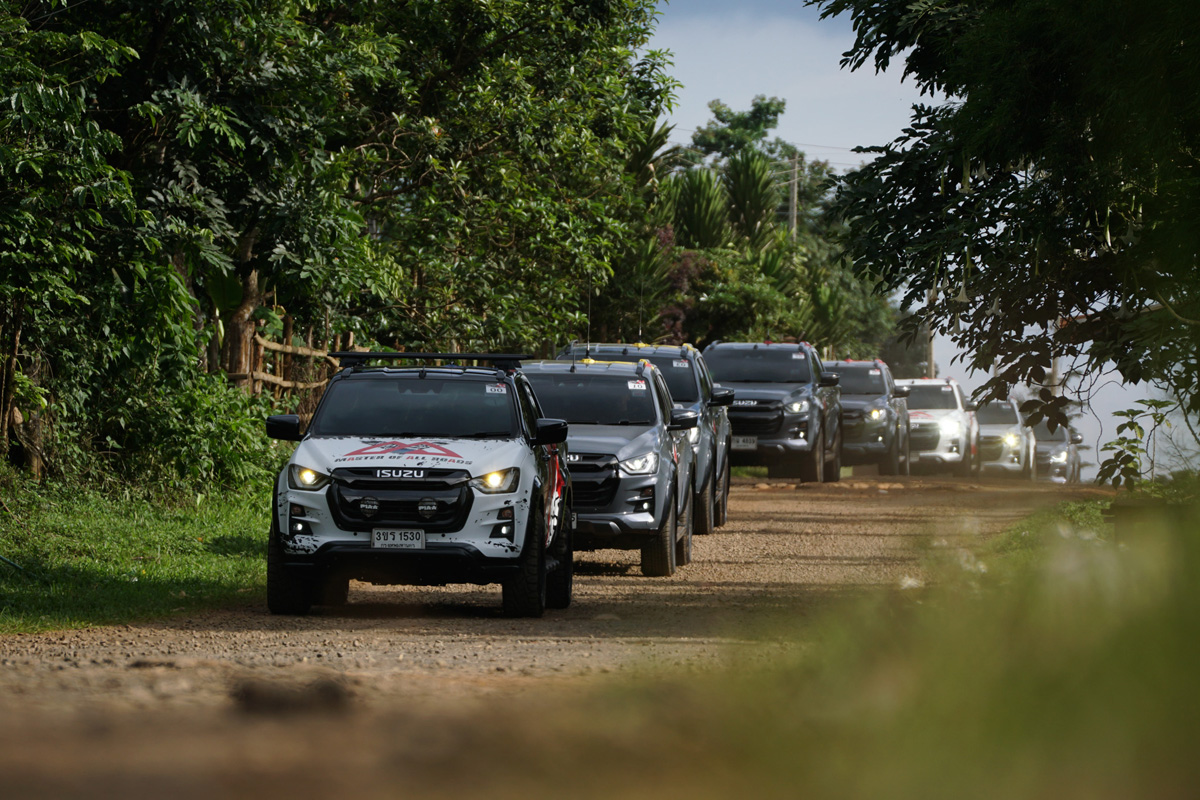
[705,348,813,384]
[310,377,519,438]
[830,366,885,395]
[641,357,698,403]
[526,373,658,425]
[1033,421,1068,442]
[905,384,960,410]
[977,401,1019,425]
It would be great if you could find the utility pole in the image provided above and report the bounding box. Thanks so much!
[789,154,798,241]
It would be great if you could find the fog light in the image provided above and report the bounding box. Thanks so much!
[498,507,514,520]
[489,523,515,541]
[640,501,652,512]
[290,504,306,518]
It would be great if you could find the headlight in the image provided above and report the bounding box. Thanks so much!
[1051,450,1068,463]
[288,464,330,491]
[469,467,521,494]
[619,452,659,475]
[939,418,963,436]
[785,399,810,414]
[1003,432,1020,448]
[868,408,885,421]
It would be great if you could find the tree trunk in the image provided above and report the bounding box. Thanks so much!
[222,270,261,386]
[1,305,22,452]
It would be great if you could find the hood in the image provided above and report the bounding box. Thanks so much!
[840,394,888,412]
[566,424,660,461]
[293,435,528,476]
[715,381,813,403]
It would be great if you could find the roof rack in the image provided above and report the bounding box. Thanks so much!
[329,352,531,370]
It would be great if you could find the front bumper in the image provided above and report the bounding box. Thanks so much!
[278,541,522,587]
[567,460,667,550]
[841,417,893,464]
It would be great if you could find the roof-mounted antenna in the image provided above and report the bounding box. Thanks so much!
[569,339,578,373]
[586,276,593,361]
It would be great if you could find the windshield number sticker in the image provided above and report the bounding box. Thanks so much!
[486,384,507,394]
[869,369,882,375]
[628,380,647,391]
[792,352,806,359]
[673,360,689,368]
[942,386,953,392]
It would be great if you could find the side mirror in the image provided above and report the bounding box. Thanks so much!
[818,373,839,388]
[709,387,735,407]
[266,414,303,441]
[965,402,979,412]
[1070,432,1084,445]
[532,418,569,446]
[668,409,700,431]
[893,385,910,398]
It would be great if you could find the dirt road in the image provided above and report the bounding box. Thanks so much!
[0,476,1108,797]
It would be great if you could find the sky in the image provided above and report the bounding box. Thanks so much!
[647,0,1163,481]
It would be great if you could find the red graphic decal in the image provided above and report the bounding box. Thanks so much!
[342,441,464,459]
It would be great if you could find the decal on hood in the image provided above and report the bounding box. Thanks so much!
[335,440,470,466]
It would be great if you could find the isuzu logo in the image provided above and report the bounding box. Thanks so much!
[376,468,426,479]
[417,498,439,519]
[359,497,380,517]
[733,399,757,406]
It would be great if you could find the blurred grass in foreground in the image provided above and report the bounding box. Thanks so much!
[0,474,267,633]
[443,494,1200,800]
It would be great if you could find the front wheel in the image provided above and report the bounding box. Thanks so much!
[641,490,677,577]
[880,434,899,476]
[503,503,548,618]
[799,436,824,483]
[694,468,715,537]
[267,524,314,616]
[822,429,842,483]
[675,483,695,567]
[546,500,573,610]
[714,454,731,527]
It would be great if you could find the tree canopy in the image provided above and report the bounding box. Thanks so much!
[0,0,672,485]
[813,0,1200,452]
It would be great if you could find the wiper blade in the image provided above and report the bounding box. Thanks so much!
[461,431,513,438]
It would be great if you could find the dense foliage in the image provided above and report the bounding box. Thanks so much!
[813,0,1200,474]
[0,0,673,486]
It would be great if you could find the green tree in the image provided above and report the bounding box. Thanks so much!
[813,0,1200,450]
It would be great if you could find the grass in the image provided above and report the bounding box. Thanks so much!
[496,494,1199,799]
[0,477,268,633]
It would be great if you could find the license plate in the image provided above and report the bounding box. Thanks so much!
[732,435,758,451]
[372,529,424,549]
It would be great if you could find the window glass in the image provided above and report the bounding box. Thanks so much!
[976,401,1020,425]
[829,366,886,395]
[904,384,960,410]
[310,376,518,438]
[640,356,699,402]
[1033,421,1068,441]
[705,348,813,384]
[525,373,657,426]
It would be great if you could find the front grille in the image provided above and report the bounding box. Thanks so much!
[326,468,473,532]
[910,424,940,452]
[729,401,783,436]
[566,453,620,510]
[979,435,1005,462]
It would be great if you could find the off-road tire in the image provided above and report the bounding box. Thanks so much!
[641,489,677,577]
[546,499,573,610]
[694,468,715,537]
[798,435,825,483]
[503,501,548,618]
[823,429,842,483]
[675,483,695,566]
[900,432,911,476]
[714,454,731,527]
[880,433,900,475]
[267,524,314,616]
